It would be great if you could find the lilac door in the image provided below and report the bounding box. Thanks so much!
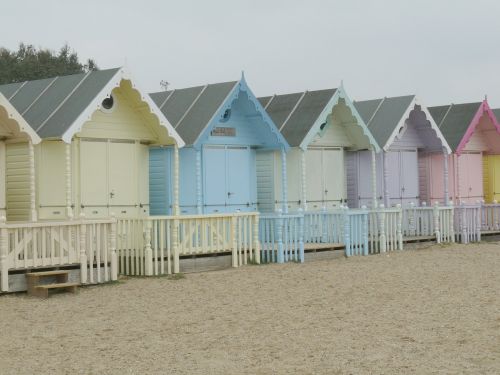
[400,150,419,206]
[387,151,401,206]
[357,151,383,208]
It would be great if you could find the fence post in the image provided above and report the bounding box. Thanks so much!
[79,213,88,284]
[110,215,118,281]
[409,201,415,236]
[343,207,351,257]
[361,206,369,256]
[476,204,482,242]
[449,201,455,243]
[0,216,8,292]
[396,204,403,250]
[494,200,499,231]
[231,216,238,268]
[253,214,261,264]
[172,218,180,273]
[276,210,284,263]
[297,209,305,263]
[433,202,441,244]
[144,219,153,276]
[321,206,328,243]
[378,204,387,253]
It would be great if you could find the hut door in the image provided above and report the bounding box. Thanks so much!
[227,147,252,212]
[203,146,227,213]
[457,153,483,203]
[80,140,109,218]
[108,142,138,217]
[386,151,401,206]
[305,149,324,209]
[491,155,500,201]
[400,150,419,206]
[323,149,344,209]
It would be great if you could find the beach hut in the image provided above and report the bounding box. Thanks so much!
[0,68,183,221]
[425,100,500,204]
[257,85,379,212]
[149,75,289,215]
[353,95,451,207]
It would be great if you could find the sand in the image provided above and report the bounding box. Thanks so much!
[0,243,499,375]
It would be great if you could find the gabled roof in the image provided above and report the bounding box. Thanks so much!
[150,76,289,150]
[0,68,184,145]
[0,92,41,144]
[259,87,380,151]
[428,102,488,152]
[354,95,451,152]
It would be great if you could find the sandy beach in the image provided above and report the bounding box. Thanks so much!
[0,243,499,374]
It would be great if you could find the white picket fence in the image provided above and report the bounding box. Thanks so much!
[454,203,482,243]
[480,201,500,233]
[401,202,455,243]
[0,217,118,292]
[117,212,260,276]
[367,205,403,253]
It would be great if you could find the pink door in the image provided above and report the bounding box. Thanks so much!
[467,153,483,202]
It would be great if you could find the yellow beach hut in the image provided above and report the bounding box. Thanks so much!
[0,68,184,221]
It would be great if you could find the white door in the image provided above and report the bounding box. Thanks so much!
[109,142,138,217]
[323,148,344,209]
[386,151,401,206]
[305,149,324,210]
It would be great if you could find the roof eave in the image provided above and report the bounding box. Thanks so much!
[0,93,41,144]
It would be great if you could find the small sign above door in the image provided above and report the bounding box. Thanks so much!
[211,127,236,137]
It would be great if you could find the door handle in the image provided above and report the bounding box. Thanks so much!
[227,192,233,197]
[110,191,115,198]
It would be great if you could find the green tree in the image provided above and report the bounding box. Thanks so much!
[0,43,98,84]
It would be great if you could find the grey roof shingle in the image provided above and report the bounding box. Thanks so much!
[0,68,121,138]
[428,102,481,152]
[150,82,237,145]
[493,108,500,123]
[354,95,415,148]
[258,90,337,147]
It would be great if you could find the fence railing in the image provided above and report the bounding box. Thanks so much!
[480,201,500,232]
[0,216,118,292]
[454,203,481,243]
[401,202,454,243]
[117,212,260,276]
[259,212,304,263]
[368,205,403,254]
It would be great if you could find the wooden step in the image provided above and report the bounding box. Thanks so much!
[26,270,69,278]
[31,282,79,298]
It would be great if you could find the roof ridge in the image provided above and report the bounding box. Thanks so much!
[8,81,28,101]
[366,97,386,126]
[35,71,92,132]
[159,89,175,110]
[437,104,454,129]
[21,76,59,116]
[174,84,209,129]
[264,94,276,110]
[279,91,307,131]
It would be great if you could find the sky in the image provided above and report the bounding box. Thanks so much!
[1,0,500,107]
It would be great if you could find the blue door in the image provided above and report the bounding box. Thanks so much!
[203,146,227,213]
[227,146,253,212]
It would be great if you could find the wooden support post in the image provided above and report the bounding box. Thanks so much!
[276,210,284,263]
[110,215,118,281]
[396,204,403,250]
[172,218,180,273]
[371,148,378,209]
[252,214,260,264]
[433,202,441,244]
[301,149,307,211]
[144,219,153,276]
[231,216,238,267]
[297,208,305,263]
[281,148,288,214]
[28,141,37,222]
[343,207,351,257]
[460,204,467,244]
[79,214,87,284]
[449,201,455,243]
[0,216,8,292]
[195,148,202,215]
[173,144,180,216]
[65,143,73,219]
[383,151,389,208]
[409,202,415,236]
[443,148,449,206]
[378,204,387,253]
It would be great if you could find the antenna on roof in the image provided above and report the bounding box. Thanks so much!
[160,80,170,91]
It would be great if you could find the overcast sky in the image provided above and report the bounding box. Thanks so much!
[1,0,500,107]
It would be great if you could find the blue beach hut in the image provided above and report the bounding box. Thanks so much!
[149,75,289,215]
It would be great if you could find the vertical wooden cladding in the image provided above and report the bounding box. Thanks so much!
[5,142,30,221]
[79,139,149,219]
[255,151,275,212]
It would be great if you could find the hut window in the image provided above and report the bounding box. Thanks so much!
[320,122,327,131]
[100,94,116,113]
[221,109,231,123]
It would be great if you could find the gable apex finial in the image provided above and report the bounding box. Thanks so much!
[340,79,344,89]
[241,70,245,80]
